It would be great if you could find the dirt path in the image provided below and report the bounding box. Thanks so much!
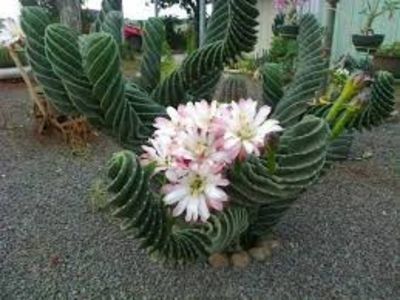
[1,83,399,299]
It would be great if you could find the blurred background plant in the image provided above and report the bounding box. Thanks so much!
[359,0,400,34]
[376,41,400,57]
[162,16,187,52]
[373,41,400,78]
[266,36,298,84]
[0,46,27,68]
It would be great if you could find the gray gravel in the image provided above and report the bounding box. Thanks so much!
[1,83,399,299]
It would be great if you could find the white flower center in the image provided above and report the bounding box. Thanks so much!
[189,175,206,197]
[237,114,255,140]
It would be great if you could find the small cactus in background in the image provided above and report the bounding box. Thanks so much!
[215,73,249,102]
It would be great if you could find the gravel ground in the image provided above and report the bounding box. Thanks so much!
[1,83,399,299]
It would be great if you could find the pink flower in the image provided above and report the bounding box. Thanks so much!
[163,163,229,222]
[224,99,283,160]
[139,98,283,223]
[274,0,288,12]
[173,127,230,165]
[140,136,173,173]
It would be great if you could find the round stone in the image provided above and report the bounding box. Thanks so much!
[208,253,230,268]
[248,247,271,262]
[231,251,251,268]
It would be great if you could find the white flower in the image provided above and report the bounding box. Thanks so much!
[140,136,174,174]
[173,127,230,166]
[184,100,219,130]
[335,68,350,77]
[0,18,24,47]
[163,164,229,222]
[224,99,283,159]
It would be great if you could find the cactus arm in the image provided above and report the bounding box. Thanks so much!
[227,116,330,239]
[20,7,77,115]
[80,33,150,146]
[204,207,249,253]
[106,151,250,263]
[273,14,326,127]
[152,0,259,105]
[139,18,166,93]
[227,116,330,208]
[101,10,124,46]
[261,63,284,109]
[91,0,123,33]
[351,71,395,130]
[44,24,104,125]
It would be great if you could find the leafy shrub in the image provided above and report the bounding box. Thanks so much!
[376,41,400,57]
[267,36,298,84]
[0,47,27,68]
[162,16,187,52]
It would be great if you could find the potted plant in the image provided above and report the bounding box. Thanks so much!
[373,41,400,77]
[274,0,309,39]
[353,0,400,53]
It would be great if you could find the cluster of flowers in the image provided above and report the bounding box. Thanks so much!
[141,99,282,223]
[274,0,309,13]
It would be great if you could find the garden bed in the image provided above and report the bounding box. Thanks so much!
[1,83,399,299]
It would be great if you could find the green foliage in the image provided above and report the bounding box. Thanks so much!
[0,47,27,68]
[120,41,135,61]
[162,16,186,51]
[185,24,197,54]
[267,36,298,84]
[376,41,400,57]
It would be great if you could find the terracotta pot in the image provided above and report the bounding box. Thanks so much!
[373,54,400,78]
[352,34,385,53]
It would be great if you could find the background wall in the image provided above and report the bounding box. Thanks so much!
[255,0,400,60]
[323,0,400,61]
[255,0,277,56]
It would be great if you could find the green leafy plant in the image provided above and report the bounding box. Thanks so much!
[359,0,400,34]
[266,36,298,84]
[0,46,27,68]
[376,41,400,57]
[20,0,396,265]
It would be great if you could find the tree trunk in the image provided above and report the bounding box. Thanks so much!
[199,0,206,46]
[322,0,339,89]
[56,0,82,32]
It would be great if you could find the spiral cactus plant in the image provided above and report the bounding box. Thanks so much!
[20,0,396,265]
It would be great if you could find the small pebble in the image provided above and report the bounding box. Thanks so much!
[249,247,271,262]
[231,251,251,268]
[208,253,230,268]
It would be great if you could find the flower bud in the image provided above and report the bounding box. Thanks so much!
[350,87,371,111]
[351,72,373,90]
[264,132,280,153]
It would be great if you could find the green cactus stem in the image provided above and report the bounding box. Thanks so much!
[330,92,369,140]
[325,74,371,123]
